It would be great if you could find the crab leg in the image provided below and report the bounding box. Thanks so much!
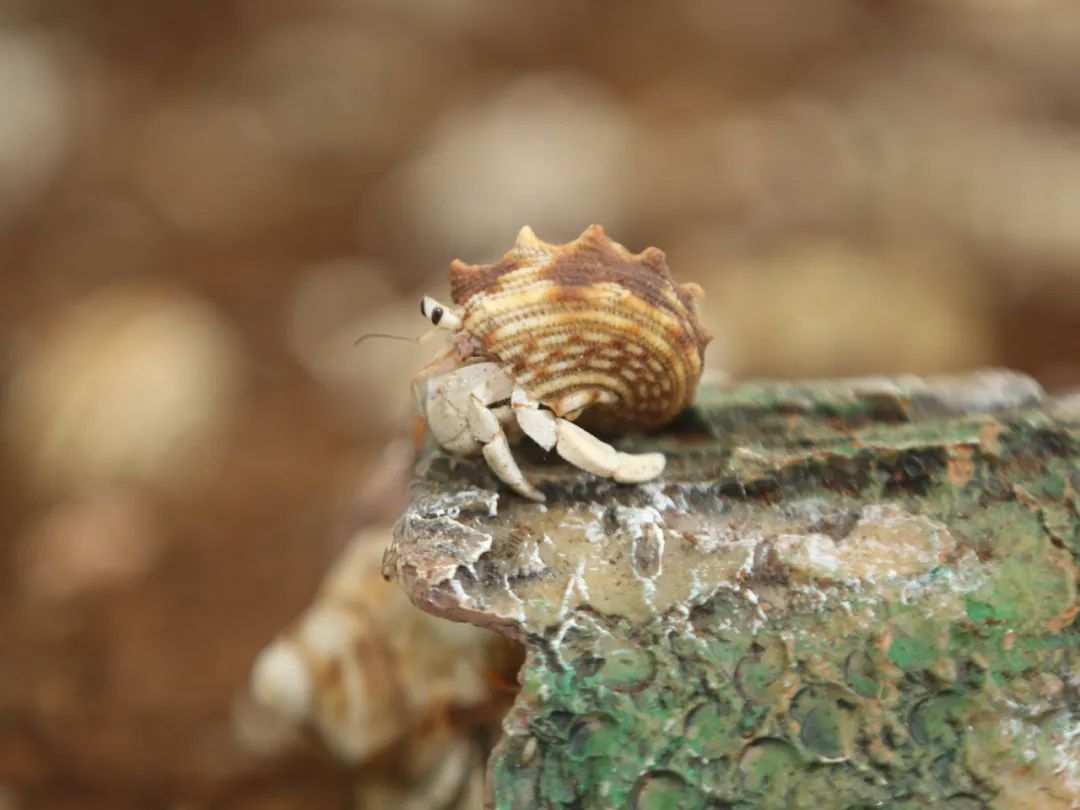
[511,391,666,484]
[466,373,546,502]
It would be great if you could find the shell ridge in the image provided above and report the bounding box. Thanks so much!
[451,226,708,430]
[468,302,697,417]
[473,298,699,375]
[472,307,692,390]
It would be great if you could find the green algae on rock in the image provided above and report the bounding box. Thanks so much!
[384,369,1080,808]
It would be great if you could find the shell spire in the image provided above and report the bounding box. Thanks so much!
[449,226,711,431]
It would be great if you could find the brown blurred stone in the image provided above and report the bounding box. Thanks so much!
[2,1,1080,806]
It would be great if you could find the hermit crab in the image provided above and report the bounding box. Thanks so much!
[414,225,710,502]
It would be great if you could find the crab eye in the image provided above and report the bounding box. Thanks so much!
[420,296,460,330]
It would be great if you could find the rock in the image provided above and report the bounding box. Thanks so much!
[248,526,516,769]
[385,369,1080,808]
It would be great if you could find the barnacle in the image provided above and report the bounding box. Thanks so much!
[449,225,711,431]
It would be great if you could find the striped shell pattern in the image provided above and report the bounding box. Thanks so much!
[450,225,711,431]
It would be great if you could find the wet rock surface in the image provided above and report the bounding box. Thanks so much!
[385,370,1080,808]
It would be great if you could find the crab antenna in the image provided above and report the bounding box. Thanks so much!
[353,327,443,346]
[353,332,421,346]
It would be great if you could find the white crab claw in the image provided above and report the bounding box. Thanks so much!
[553,419,621,478]
[467,393,502,443]
[553,419,666,483]
[513,399,557,450]
[464,383,545,500]
[611,451,666,483]
[482,433,545,502]
[512,388,667,486]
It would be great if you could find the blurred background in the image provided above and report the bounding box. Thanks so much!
[1,0,1079,807]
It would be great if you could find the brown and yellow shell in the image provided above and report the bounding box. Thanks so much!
[449,225,711,431]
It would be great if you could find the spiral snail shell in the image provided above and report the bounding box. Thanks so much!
[449,224,711,431]
[414,225,710,501]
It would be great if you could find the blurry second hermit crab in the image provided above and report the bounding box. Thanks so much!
[414,225,711,502]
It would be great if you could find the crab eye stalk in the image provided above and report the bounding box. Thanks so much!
[420,296,461,330]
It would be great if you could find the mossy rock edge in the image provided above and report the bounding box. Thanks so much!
[385,370,1080,809]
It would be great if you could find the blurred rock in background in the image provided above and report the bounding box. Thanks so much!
[244,525,518,809]
[0,0,1078,807]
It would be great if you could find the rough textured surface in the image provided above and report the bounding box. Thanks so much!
[385,369,1080,809]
